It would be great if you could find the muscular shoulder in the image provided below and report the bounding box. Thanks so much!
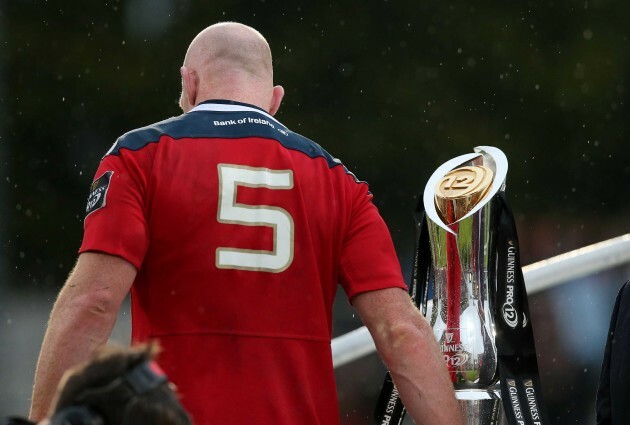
[104,114,195,157]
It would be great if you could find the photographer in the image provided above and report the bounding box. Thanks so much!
[2,344,191,425]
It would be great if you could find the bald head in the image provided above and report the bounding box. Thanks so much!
[179,22,284,114]
[185,22,272,81]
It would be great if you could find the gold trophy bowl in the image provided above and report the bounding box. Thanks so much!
[434,165,494,225]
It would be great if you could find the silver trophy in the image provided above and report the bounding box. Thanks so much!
[422,146,508,425]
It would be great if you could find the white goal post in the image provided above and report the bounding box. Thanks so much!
[332,233,630,368]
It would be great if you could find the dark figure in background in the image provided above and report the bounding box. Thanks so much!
[2,344,190,425]
[596,280,630,425]
[29,22,461,425]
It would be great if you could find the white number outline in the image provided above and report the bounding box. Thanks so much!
[216,164,295,273]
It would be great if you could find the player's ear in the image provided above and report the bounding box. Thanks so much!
[268,85,284,116]
[180,66,199,112]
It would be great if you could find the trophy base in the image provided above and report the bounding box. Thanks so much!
[456,389,507,425]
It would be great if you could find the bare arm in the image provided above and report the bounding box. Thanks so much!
[353,287,462,425]
[29,252,136,420]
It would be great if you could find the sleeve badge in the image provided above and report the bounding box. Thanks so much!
[85,171,114,218]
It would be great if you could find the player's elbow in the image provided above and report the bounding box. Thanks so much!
[377,320,435,373]
[86,289,119,317]
[61,287,120,320]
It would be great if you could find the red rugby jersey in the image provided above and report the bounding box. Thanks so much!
[80,100,406,425]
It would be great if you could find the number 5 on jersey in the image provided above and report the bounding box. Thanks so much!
[216,164,295,273]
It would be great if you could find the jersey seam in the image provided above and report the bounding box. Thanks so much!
[111,135,368,185]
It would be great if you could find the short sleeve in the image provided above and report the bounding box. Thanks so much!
[79,151,150,270]
[339,180,407,300]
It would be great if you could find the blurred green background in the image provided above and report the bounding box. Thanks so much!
[1,0,629,423]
